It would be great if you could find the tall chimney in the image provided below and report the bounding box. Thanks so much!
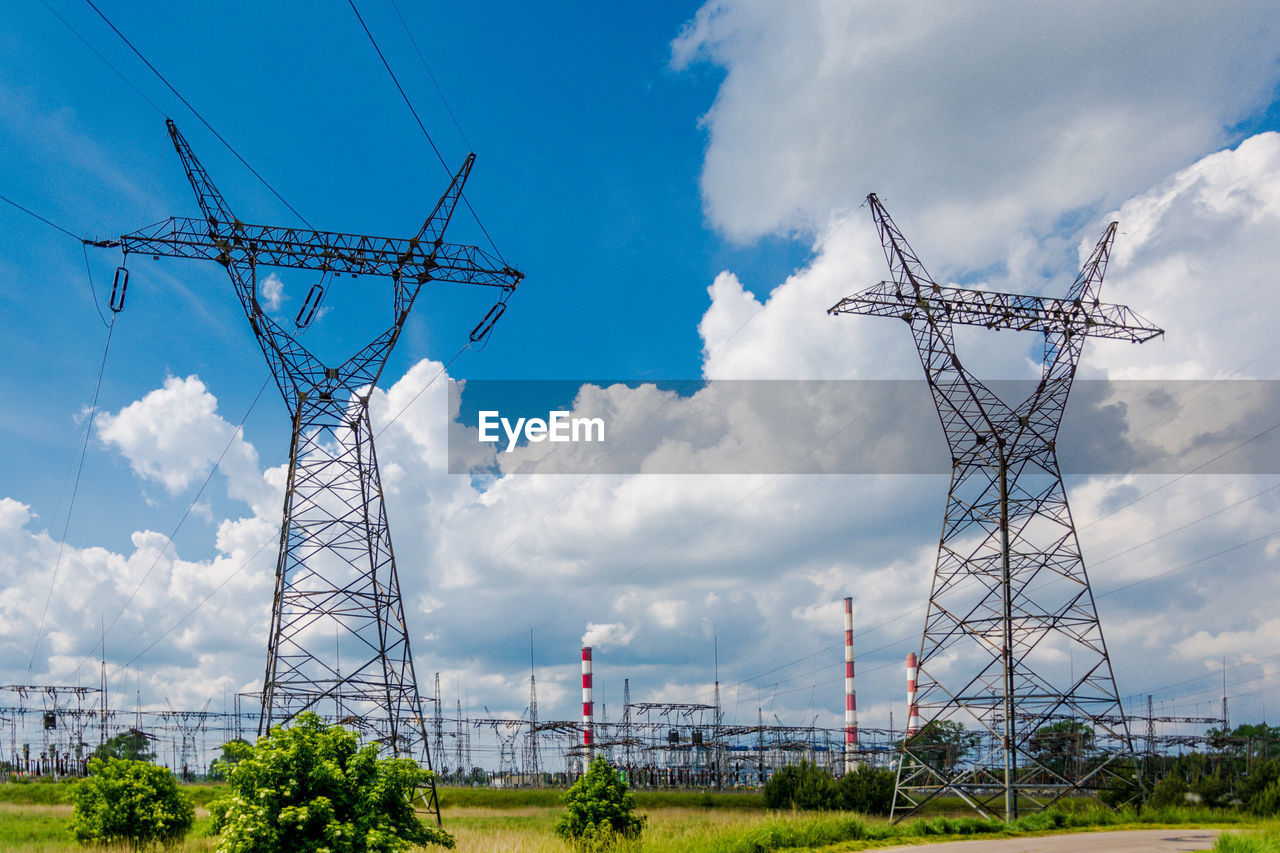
[906,652,921,737]
[582,646,594,760]
[844,596,858,771]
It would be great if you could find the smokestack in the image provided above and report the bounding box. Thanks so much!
[906,652,921,737]
[844,597,858,771]
[582,646,594,759]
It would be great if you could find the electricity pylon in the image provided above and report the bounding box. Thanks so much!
[829,194,1161,821]
[122,120,521,823]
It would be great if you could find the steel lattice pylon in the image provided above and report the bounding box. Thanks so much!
[829,195,1162,821]
[122,121,521,824]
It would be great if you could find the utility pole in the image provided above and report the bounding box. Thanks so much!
[830,194,1161,821]
[121,120,521,825]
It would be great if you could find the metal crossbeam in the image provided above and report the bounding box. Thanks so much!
[829,281,1161,343]
[122,218,519,287]
[830,194,1161,823]
[124,120,522,827]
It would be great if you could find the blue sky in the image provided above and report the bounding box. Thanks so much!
[4,1,1280,771]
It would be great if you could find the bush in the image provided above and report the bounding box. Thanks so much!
[1248,779,1280,816]
[1148,775,1191,808]
[69,757,194,848]
[555,756,645,848]
[209,712,452,852]
[763,761,837,811]
[835,765,895,815]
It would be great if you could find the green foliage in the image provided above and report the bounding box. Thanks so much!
[208,712,453,852]
[1149,775,1192,808]
[68,756,194,848]
[762,761,837,811]
[1028,721,1095,775]
[207,739,252,781]
[1213,824,1280,853]
[92,729,156,763]
[555,756,645,847]
[908,720,980,775]
[835,764,895,815]
[1239,761,1280,815]
[1249,780,1280,817]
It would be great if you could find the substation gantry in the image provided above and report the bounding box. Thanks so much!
[829,195,1162,821]
[119,120,522,823]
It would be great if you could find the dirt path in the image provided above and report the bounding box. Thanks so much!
[877,828,1221,852]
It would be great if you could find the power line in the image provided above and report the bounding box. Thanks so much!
[0,191,84,242]
[390,0,472,152]
[79,377,271,678]
[345,0,507,265]
[28,315,118,676]
[36,0,166,116]
[80,0,313,228]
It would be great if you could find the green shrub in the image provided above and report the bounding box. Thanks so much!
[209,712,452,852]
[69,756,194,848]
[555,756,645,848]
[1149,775,1192,808]
[835,765,894,815]
[763,761,837,811]
[1249,779,1280,816]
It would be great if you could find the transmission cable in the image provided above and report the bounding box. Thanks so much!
[80,0,313,229]
[390,0,472,152]
[36,0,166,116]
[75,377,272,680]
[27,315,118,677]
[344,0,507,265]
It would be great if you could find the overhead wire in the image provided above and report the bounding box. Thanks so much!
[36,0,166,116]
[390,0,472,152]
[80,0,313,228]
[75,376,271,678]
[344,0,508,265]
[27,314,118,677]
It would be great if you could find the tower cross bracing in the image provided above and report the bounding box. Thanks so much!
[829,194,1161,821]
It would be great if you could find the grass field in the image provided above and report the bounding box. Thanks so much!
[0,780,1266,852]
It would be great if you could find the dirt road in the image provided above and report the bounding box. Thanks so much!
[878,828,1221,852]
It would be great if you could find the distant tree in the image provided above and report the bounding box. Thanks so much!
[1147,775,1191,808]
[92,729,156,763]
[908,720,980,775]
[1028,721,1095,775]
[555,756,645,848]
[209,712,453,851]
[763,760,837,811]
[836,764,895,815]
[70,757,193,847]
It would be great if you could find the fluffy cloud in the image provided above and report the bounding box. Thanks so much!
[96,374,270,511]
[701,133,1280,385]
[673,1,1280,268]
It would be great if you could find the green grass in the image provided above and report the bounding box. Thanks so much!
[1214,823,1280,853]
[0,780,1270,852]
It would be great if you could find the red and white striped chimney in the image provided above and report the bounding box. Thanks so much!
[581,646,594,758]
[843,596,858,771]
[906,652,921,737]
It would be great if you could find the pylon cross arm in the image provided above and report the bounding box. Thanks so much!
[120,218,520,289]
[828,281,1162,343]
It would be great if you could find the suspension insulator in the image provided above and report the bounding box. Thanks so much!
[295,283,325,329]
[469,302,507,343]
[109,267,129,313]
